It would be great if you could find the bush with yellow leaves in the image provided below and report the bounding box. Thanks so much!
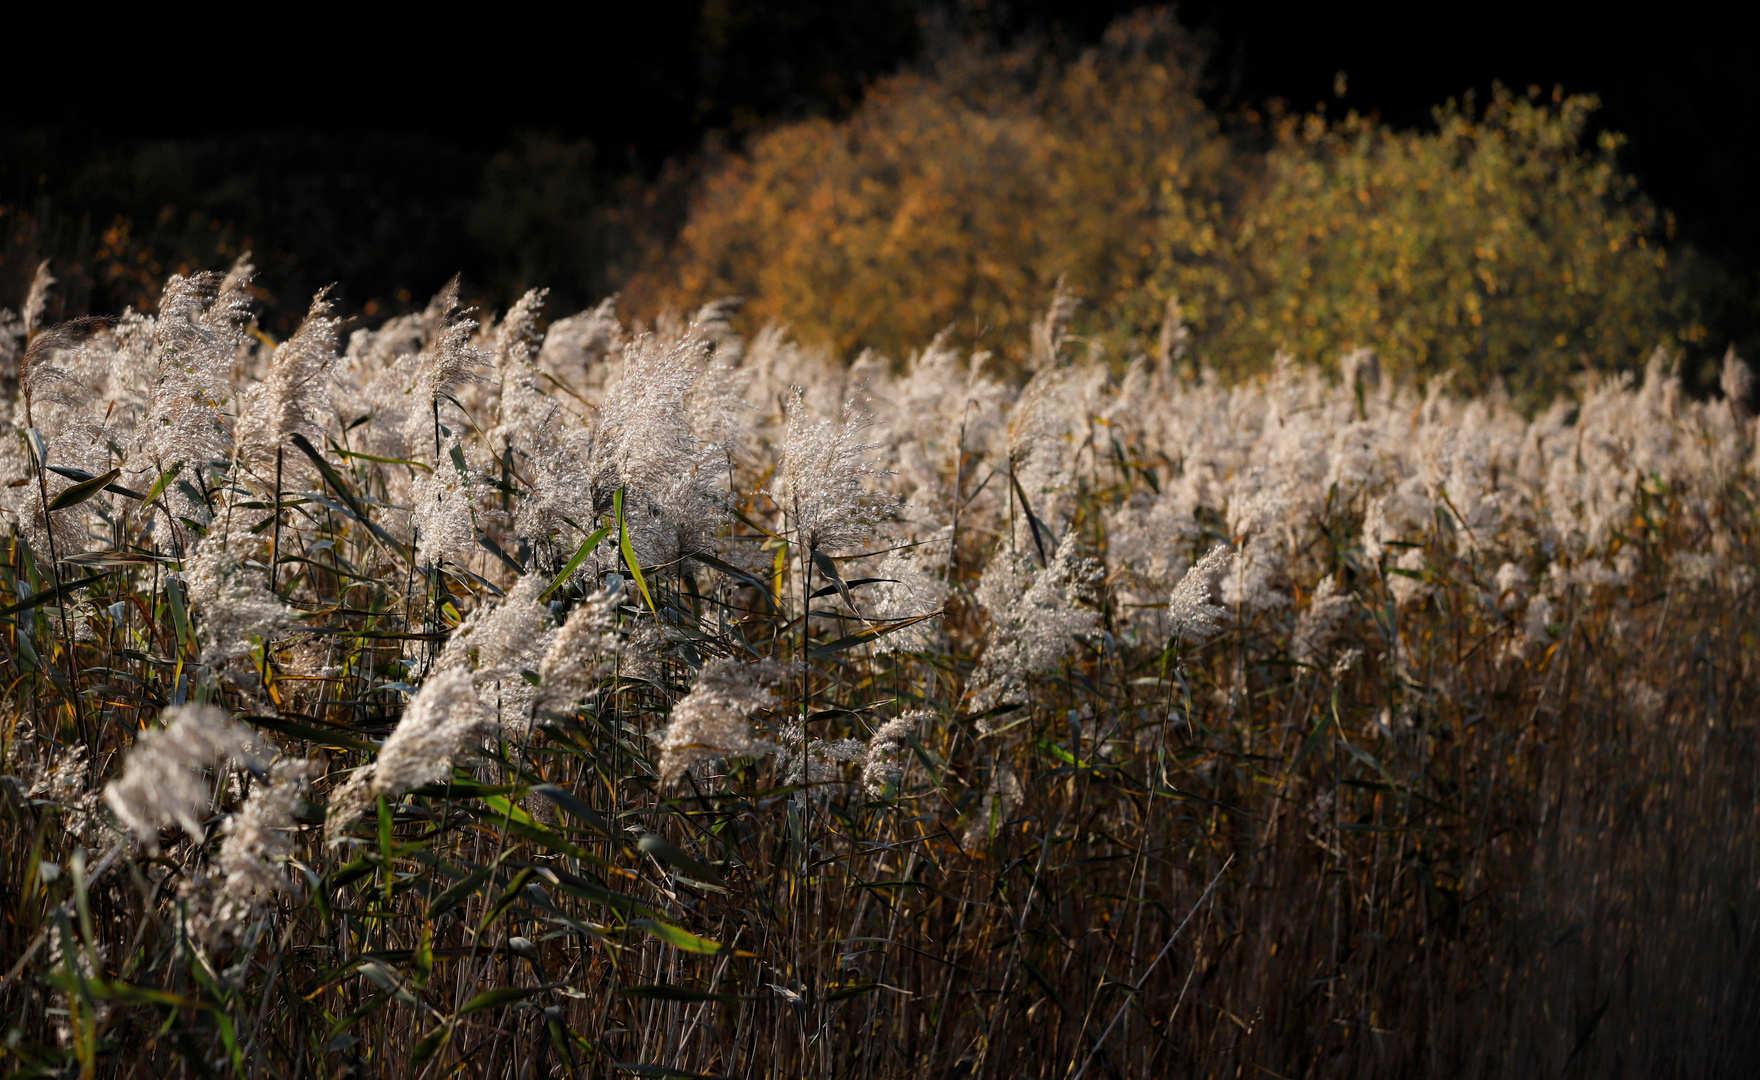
[1211,88,1682,394]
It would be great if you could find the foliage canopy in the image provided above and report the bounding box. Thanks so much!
[636,13,1688,395]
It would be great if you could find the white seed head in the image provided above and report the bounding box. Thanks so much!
[657,657,790,783]
[1167,543,1232,645]
[861,711,925,796]
[777,389,898,555]
[104,705,254,850]
[325,668,494,841]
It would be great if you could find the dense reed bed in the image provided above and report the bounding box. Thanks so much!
[1,261,1757,1078]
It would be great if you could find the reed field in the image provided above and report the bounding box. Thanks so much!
[0,20,1756,1079]
[0,248,1755,1080]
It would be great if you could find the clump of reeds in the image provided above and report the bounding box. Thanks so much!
[0,264,1756,1080]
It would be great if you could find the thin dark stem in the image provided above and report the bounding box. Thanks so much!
[22,401,83,734]
[270,444,284,597]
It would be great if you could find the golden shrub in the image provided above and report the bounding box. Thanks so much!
[629,11,1233,371]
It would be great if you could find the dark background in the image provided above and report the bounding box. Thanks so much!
[4,1,1756,345]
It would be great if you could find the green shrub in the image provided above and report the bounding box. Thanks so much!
[1209,88,1685,394]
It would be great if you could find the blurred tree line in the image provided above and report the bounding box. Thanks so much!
[1,1,1754,396]
[637,13,1688,396]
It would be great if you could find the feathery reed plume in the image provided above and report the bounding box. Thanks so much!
[234,289,342,474]
[538,583,626,707]
[589,326,733,568]
[656,658,790,783]
[1029,280,1080,370]
[492,287,551,441]
[1291,572,1354,665]
[21,260,54,337]
[181,540,290,664]
[422,276,493,407]
[325,668,493,841]
[1387,546,1432,607]
[538,296,622,392]
[147,271,249,503]
[967,532,1100,712]
[1221,489,1291,612]
[777,388,898,555]
[963,762,1024,846]
[487,289,597,554]
[1007,366,1075,542]
[9,317,113,559]
[861,711,925,795]
[775,720,863,791]
[216,758,313,899]
[104,705,254,851]
[1156,292,1191,371]
[866,541,949,653]
[17,317,108,419]
[187,758,315,945]
[210,253,256,329]
[0,307,20,374]
[438,573,553,678]
[1493,560,1532,612]
[1167,542,1232,644]
[1723,346,1753,415]
[437,573,556,727]
[414,435,478,566]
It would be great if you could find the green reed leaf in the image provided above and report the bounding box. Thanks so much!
[543,526,611,600]
[631,918,747,956]
[615,488,658,616]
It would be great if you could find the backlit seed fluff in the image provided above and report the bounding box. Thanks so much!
[657,658,790,783]
[104,705,254,851]
[777,389,899,554]
[423,276,494,402]
[325,668,494,841]
[861,712,925,796]
[1168,544,1232,645]
[181,541,289,664]
[539,583,626,706]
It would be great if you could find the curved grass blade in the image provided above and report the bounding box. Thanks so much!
[631,918,749,956]
[45,466,144,501]
[615,488,657,616]
[143,462,183,505]
[637,834,724,885]
[476,528,525,574]
[808,610,942,657]
[1007,469,1051,565]
[694,551,774,594]
[811,549,858,615]
[47,467,122,513]
[808,577,896,599]
[543,526,611,600]
[459,981,569,1015]
[478,868,536,934]
[0,572,110,621]
[289,433,413,562]
[532,783,616,839]
[411,1025,452,1067]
